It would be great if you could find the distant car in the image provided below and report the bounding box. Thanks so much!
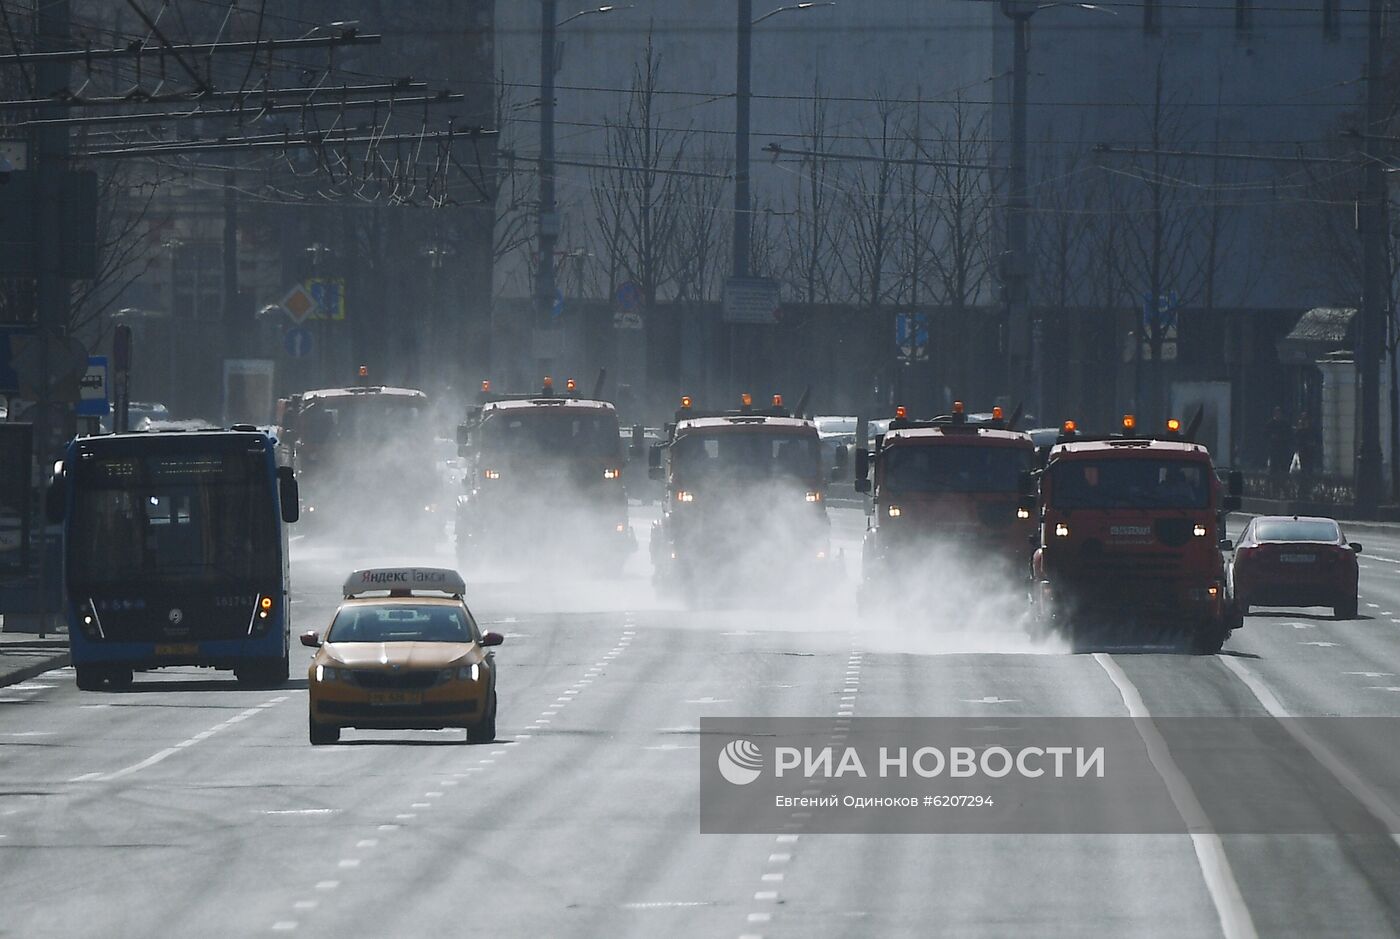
[815,416,858,475]
[1229,515,1360,619]
[1026,427,1063,465]
[100,402,172,433]
[303,567,504,744]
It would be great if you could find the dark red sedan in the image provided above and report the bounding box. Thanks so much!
[1229,515,1361,619]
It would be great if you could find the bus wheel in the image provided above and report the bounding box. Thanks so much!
[309,716,340,745]
[1192,626,1230,655]
[75,666,105,691]
[106,668,134,689]
[466,692,497,744]
[236,657,288,688]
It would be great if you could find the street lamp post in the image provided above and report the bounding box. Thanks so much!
[731,1,835,389]
[1000,0,1112,421]
[537,4,627,377]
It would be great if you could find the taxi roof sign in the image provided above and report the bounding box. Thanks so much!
[343,567,466,599]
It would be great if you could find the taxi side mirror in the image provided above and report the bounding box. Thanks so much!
[1218,539,1234,552]
[299,631,321,648]
[480,631,505,647]
[1350,542,1363,554]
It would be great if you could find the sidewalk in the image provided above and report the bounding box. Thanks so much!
[0,629,69,689]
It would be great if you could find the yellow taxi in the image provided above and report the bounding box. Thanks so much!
[303,567,503,745]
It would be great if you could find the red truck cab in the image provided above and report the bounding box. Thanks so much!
[854,403,1036,610]
[1032,417,1243,652]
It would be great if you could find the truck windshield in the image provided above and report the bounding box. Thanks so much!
[671,432,819,482]
[68,451,278,589]
[306,396,431,446]
[480,410,622,460]
[881,444,1033,494]
[1050,458,1210,510]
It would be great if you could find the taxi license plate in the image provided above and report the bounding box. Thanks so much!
[1280,554,1317,564]
[155,643,199,656]
[369,691,423,706]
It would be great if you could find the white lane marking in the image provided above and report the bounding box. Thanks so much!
[962,696,1020,704]
[411,802,431,808]
[1365,686,1400,692]
[0,731,54,737]
[1289,623,1316,630]
[356,839,378,848]
[775,834,799,843]
[1095,654,1257,939]
[1301,642,1339,648]
[747,913,772,923]
[293,901,317,911]
[265,809,337,816]
[687,697,731,704]
[761,873,784,882]
[1367,603,1381,609]
[1345,671,1394,678]
[314,881,339,891]
[768,853,791,863]
[76,696,283,782]
[1220,655,1400,848]
[270,922,297,932]
[337,859,360,869]
[621,902,713,910]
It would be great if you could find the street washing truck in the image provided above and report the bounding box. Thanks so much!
[853,402,1037,612]
[454,374,634,571]
[278,368,443,544]
[1031,415,1244,653]
[648,392,833,604]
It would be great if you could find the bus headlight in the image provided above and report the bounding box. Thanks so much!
[1017,507,1031,519]
[1054,523,1070,537]
[1193,523,1208,537]
[887,505,902,518]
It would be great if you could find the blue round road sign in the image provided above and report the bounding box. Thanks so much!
[616,281,642,312]
[284,326,314,359]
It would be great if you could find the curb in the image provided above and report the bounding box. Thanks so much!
[0,652,70,689]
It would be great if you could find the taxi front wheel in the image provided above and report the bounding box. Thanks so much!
[466,691,497,744]
[309,715,340,745]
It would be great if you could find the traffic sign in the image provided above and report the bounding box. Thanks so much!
[284,326,314,359]
[280,283,319,323]
[896,312,929,363]
[76,356,110,417]
[613,310,643,330]
[616,281,642,312]
[551,288,565,320]
[306,278,346,321]
[722,277,781,325]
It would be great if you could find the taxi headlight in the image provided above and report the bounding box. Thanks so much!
[316,664,351,683]
[449,663,481,682]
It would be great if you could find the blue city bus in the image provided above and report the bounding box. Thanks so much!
[47,428,299,690]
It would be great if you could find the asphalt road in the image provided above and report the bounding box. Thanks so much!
[5,508,1400,937]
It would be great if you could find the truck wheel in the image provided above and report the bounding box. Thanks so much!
[466,692,497,744]
[1334,597,1358,619]
[75,666,105,691]
[309,715,340,745]
[1193,626,1229,655]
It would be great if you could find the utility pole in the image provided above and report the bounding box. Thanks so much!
[1002,1,1033,415]
[1355,0,1387,514]
[536,0,560,377]
[734,0,753,281]
[222,167,240,357]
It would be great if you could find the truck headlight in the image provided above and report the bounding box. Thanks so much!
[1193,523,1207,537]
[1017,507,1031,519]
[483,469,501,480]
[677,490,695,503]
[805,491,822,503]
[604,468,621,480]
[1054,523,1070,537]
[887,505,902,517]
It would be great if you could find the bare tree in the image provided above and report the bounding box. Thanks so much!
[589,34,691,394]
[780,77,844,305]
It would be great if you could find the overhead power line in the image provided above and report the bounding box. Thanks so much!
[0,28,379,64]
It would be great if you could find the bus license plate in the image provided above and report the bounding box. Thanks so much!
[155,643,199,656]
[369,691,422,706]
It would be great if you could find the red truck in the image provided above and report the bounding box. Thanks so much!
[854,403,1036,611]
[1031,416,1243,652]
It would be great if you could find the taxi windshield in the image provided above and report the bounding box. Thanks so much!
[327,604,473,643]
[1253,519,1340,542]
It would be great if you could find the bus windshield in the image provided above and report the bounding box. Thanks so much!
[480,410,622,461]
[881,444,1033,494]
[1050,458,1210,510]
[68,450,279,589]
[671,431,820,482]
